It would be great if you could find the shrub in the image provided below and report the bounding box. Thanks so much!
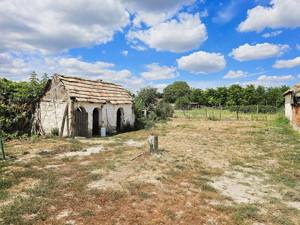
[155,101,174,120]
[50,128,59,136]
[175,96,191,110]
[226,105,279,114]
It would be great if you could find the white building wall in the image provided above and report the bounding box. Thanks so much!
[38,77,135,137]
[40,101,68,135]
[73,102,135,136]
[285,94,293,121]
[39,78,69,135]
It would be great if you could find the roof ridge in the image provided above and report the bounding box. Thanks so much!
[54,74,122,87]
[52,74,132,104]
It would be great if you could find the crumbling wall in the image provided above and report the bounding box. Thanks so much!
[40,78,69,136]
[292,105,300,128]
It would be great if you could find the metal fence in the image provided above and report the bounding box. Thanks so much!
[175,105,284,121]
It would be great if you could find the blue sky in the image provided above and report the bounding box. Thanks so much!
[0,0,300,91]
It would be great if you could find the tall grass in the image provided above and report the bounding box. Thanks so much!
[175,108,283,121]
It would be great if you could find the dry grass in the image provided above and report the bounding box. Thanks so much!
[0,115,299,225]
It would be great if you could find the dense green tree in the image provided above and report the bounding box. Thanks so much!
[163,81,191,103]
[136,87,159,109]
[205,88,218,106]
[243,85,257,105]
[0,73,47,138]
[227,84,245,119]
[215,87,228,106]
[190,88,207,105]
[256,86,266,105]
[175,96,191,110]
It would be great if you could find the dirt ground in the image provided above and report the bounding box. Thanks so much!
[1,116,300,225]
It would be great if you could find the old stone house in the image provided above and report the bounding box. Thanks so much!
[283,82,300,130]
[33,74,135,137]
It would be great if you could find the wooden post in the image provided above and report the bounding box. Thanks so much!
[60,103,69,138]
[70,98,75,138]
[0,138,5,160]
[148,135,158,153]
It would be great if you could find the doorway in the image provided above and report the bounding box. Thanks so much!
[116,108,124,132]
[75,107,88,137]
[92,108,100,136]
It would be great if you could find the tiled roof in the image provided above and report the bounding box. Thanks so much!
[284,83,300,96]
[56,74,133,104]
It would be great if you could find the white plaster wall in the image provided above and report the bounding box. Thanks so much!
[102,104,135,133]
[40,101,68,134]
[285,94,292,121]
[73,102,103,136]
[40,77,69,136]
[73,102,134,135]
[39,79,135,137]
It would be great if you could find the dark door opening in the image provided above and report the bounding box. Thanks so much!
[116,108,124,132]
[92,108,99,136]
[75,107,88,137]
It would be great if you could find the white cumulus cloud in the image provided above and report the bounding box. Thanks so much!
[123,0,195,26]
[0,0,129,53]
[0,52,145,91]
[121,50,128,56]
[177,51,226,74]
[273,56,300,69]
[127,13,207,53]
[262,30,282,38]
[141,63,177,80]
[238,0,300,32]
[230,43,289,61]
[224,70,248,79]
[244,75,294,87]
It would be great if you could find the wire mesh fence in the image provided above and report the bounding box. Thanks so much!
[174,105,284,121]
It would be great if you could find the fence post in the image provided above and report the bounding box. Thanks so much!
[0,137,5,160]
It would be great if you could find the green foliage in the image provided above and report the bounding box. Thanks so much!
[168,82,289,109]
[163,81,191,103]
[50,127,59,136]
[226,105,280,114]
[0,72,48,138]
[136,87,159,108]
[155,101,174,120]
[175,96,191,110]
[134,87,174,129]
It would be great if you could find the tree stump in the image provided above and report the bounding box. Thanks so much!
[148,135,158,153]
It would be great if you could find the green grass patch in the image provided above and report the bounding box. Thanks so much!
[0,196,49,225]
[233,204,259,225]
[0,190,9,201]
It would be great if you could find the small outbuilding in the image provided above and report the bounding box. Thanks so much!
[283,83,300,130]
[33,74,135,137]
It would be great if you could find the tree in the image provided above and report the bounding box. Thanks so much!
[175,96,191,110]
[243,85,257,105]
[215,87,228,106]
[163,81,191,103]
[136,87,159,109]
[41,73,49,85]
[205,88,218,106]
[227,85,244,119]
[190,88,207,105]
[256,86,266,105]
[0,73,48,138]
